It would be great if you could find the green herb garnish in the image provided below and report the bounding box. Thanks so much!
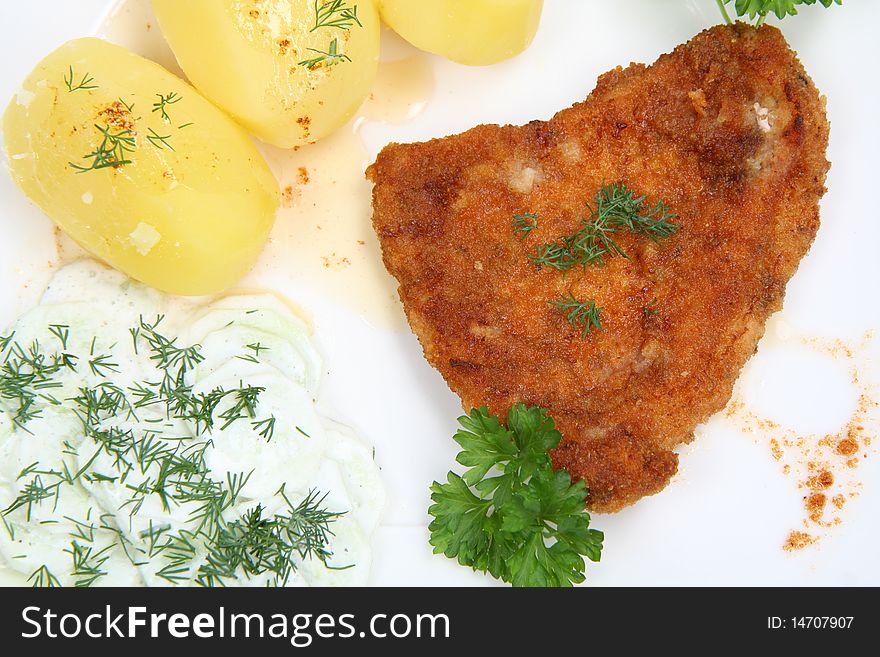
[511,212,538,240]
[311,1,362,31]
[528,182,678,271]
[27,565,61,587]
[237,342,269,364]
[68,124,136,173]
[302,1,361,69]
[524,184,677,337]
[88,354,119,377]
[146,127,174,151]
[194,487,345,587]
[66,540,112,587]
[429,404,603,587]
[118,98,135,113]
[643,298,660,319]
[63,66,97,93]
[717,0,841,25]
[48,325,70,350]
[549,294,603,337]
[3,473,61,521]
[151,91,181,123]
[0,318,341,587]
[0,336,76,428]
[252,416,277,441]
[298,37,351,69]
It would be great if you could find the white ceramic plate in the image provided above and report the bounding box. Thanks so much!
[1,0,877,586]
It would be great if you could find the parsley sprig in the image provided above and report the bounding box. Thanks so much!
[429,404,603,587]
[717,0,841,26]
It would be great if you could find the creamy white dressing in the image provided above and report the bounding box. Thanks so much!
[0,260,384,586]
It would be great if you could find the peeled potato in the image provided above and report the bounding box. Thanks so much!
[2,38,278,296]
[152,0,380,148]
[378,0,543,65]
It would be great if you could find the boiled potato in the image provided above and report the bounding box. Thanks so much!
[2,38,278,296]
[378,0,543,65]
[152,0,380,148]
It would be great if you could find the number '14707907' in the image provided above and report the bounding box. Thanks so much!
[768,617,854,629]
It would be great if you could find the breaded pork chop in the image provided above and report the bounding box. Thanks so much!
[367,24,830,512]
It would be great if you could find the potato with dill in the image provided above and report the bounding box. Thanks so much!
[2,38,279,296]
[152,0,380,148]
[378,0,543,65]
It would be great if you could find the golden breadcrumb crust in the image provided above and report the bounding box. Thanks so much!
[368,24,830,512]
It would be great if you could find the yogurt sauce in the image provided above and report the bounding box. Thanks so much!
[0,259,384,586]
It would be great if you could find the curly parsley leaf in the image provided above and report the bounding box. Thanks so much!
[717,0,841,26]
[428,472,492,565]
[453,407,518,487]
[428,404,603,587]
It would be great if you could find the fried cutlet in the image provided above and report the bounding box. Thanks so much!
[367,24,830,512]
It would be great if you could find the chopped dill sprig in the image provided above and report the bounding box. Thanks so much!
[0,318,339,587]
[48,324,70,350]
[146,127,174,151]
[276,486,344,565]
[64,65,97,93]
[511,212,538,240]
[65,512,97,543]
[89,354,120,377]
[66,540,112,587]
[69,124,136,173]
[252,416,277,441]
[117,97,135,113]
[311,1,362,32]
[0,337,74,429]
[129,326,140,354]
[247,342,269,357]
[151,91,181,123]
[592,184,678,243]
[0,332,15,352]
[28,564,61,587]
[135,315,204,388]
[298,38,351,69]
[549,294,603,338]
[3,473,63,521]
[528,182,678,271]
[218,385,265,430]
[237,342,269,364]
[194,486,346,587]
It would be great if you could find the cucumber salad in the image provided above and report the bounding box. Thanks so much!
[0,260,384,586]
